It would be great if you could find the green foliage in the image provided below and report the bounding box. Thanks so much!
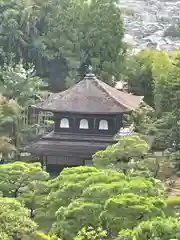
[19,180,50,213]
[0,63,45,106]
[0,164,178,240]
[40,166,165,239]
[164,196,180,217]
[129,102,155,134]
[0,232,9,240]
[0,94,21,154]
[0,0,125,90]
[39,0,125,84]
[148,50,180,150]
[124,49,180,151]
[52,200,102,239]
[75,226,108,240]
[122,49,156,106]
[169,150,180,170]
[0,197,37,238]
[0,161,49,198]
[0,162,50,236]
[93,135,148,174]
[0,94,21,120]
[119,217,180,240]
[0,63,48,149]
[152,51,178,115]
[1,1,180,239]
[35,231,59,240]
[100,193,165,235]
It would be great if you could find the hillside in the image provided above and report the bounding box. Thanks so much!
[120,0,180,51]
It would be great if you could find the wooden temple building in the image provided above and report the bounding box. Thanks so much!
[25,70,143,174]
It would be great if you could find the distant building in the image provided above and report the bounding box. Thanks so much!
[25,70,143,174]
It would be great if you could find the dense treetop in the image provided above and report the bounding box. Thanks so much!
[0,0,125,90]
[0,162,177,240]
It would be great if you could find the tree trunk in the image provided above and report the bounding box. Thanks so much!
[13,189,19,198]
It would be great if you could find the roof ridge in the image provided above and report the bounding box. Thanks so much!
[32,76,143,113]
[94,78,132,110]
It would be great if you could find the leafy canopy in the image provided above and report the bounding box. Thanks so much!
[93,135,149,174]
[0,161,49,198]
[0,197,37,238]
[119,217,180,240]
[39,166,165,239]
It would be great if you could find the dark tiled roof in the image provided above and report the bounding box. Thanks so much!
[25,138,111,157]
[25,131,116,156]
[32,74,143,114]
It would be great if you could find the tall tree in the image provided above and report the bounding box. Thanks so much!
[0,63,49,152]
[122,49,156,106]
[0,94,21,157]
[151,51,180,151]
[44,0,125,86]
[0,0,125,91]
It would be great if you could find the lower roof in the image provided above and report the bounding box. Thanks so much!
[25,139,112,157]
[25,131,116,156]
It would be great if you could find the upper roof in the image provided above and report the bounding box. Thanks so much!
[32,73,143,114]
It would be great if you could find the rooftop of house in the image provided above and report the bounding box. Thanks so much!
[32,70,143,114]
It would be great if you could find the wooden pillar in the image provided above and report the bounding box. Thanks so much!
[114,117,117,131]
[116,114,123,131]
[94,117,96,128]
[41,155,47,171]
[45,156,47,171]
[40,156,43,168]
[73,115,76,131]
[94,117,97,133]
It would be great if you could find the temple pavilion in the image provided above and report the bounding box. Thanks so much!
[25,70,143,174]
